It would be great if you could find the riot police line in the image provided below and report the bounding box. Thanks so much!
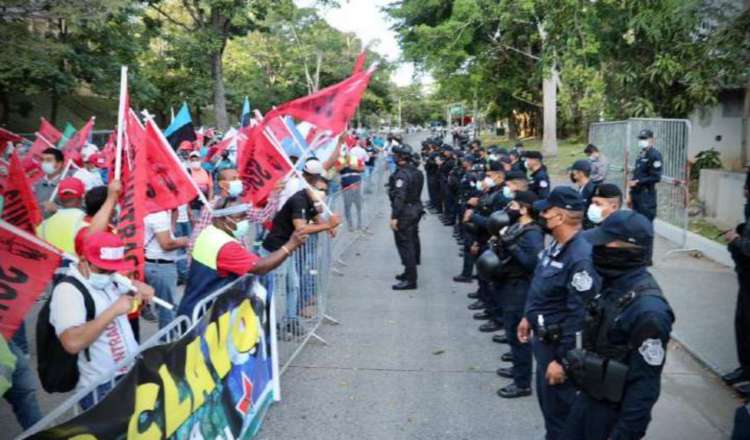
[417,134,677,440]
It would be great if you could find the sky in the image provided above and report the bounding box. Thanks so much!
[294,0,430,87]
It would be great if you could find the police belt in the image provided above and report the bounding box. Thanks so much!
[564,349,628,404]
[534,323,563,344]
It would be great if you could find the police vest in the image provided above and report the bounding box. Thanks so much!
[37,208,86,255]
[583,278,666,362]
[178,225,240,318]
[501,223,542,280]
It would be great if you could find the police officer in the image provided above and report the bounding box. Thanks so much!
[586,183,623,226]
[493,191,544,399]
[389,145,424,290]
[525,151,551,198]
[561,210,675,440]
[723,216,750,396]
[569,160,597,229]
[628,129,663,222]
[518,187,600,440]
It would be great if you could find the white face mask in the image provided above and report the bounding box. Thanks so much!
[638,140,649,149]
[503,186,515,199]
[189,161,202,170]
[88,272,114,290]
[227,180,243,197]
[41,162,57,175]
[483,177,496,189]
[587,204,605,224]
[474,181,483,191]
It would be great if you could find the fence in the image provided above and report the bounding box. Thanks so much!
[17,155,389,439]
[588,118,694,250]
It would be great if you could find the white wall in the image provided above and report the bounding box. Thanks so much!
[698,169,745,229]
[688,103,745,169]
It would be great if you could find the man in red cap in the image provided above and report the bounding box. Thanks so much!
[36,176,87,255]
[48,231,154,406]
[73,151,104,191]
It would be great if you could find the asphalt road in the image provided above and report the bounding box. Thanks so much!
[258,132,739,440]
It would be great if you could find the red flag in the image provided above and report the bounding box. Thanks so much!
[0,128,22,153]
[62,117,95,165]
[21,133,56,184]
[141,119,199,213]
[204,133,234,163]
[39,118,62,144]
[100,132,116,170]
[0,220,63,339]
[266,68,375,137]
[1,151,42,233]
[352,50,366,75]
[116,111,148,281]
[237,125,292,205]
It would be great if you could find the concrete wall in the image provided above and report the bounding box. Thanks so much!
[688,102,745,170]
[698,169,745,228]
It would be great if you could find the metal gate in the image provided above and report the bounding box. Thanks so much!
[588,118,692,246]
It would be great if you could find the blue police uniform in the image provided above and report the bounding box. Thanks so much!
[579,179,598,230]
[530,166,551,199]
[499,222,544,391]
[525,232,601,440]
[630,147,663,222]
[562,211,675,440]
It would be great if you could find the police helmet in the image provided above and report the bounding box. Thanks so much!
[487,210,511,236]
[476,249,504,280]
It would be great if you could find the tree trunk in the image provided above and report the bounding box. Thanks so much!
[195,106,202,127]
[210,50,228,131]
[508,113,518,140]
[0,91,9,126]
[542,67,559,156]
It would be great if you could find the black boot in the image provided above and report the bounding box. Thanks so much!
[722,367,747,385]
[497,383,531,398]
[395,273,406,281]
[473,311,491,320]
[392,280,417,290]
[467,300,485,310]
[479,321,503,332]
[492,334,509,344]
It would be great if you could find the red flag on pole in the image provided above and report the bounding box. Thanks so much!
[116,111,147,281]
[0,220,64,339]
[62,117,95,165]
[352,50,366,75]
[203,132,234,163]
[39,117,62,144]
[141,119,200,213]
[265,67,375,137]
[1,151,42,234]
[237,125,292,205]
[0,128,22,153]
[21,133,56,184]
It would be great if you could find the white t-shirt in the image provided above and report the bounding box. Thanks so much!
[144,211,179,261]
[49,266,138,392]
[176,204,190,223]
[349,146,369,164]
[73,168,104,191]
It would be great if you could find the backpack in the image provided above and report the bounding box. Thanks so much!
[36,275,95,393]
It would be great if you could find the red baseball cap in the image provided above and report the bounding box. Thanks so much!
[58,177,85,200]
[83,231,134,272]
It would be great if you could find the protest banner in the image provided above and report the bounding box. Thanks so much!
[21,133,56,184]
[1,151,42,233]
[39,118,62,145]
[237,124,292,205]
[32,277,278,440]
[0,220,63,340]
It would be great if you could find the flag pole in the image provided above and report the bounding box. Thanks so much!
[0,219,78,262]
[47,159,77,202]
[115,66,128,180]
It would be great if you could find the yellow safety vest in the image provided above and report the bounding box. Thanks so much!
[192,225,238,270]
[36,208,86,255]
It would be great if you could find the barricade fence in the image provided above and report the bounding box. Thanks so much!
[588,118,693,248]
[18,155,389,439]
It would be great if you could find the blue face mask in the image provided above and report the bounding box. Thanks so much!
[228,180,243,197]
[232,219,250,239]
[587,204,605,224]
[88,272,114,290]
[502,186,515,199]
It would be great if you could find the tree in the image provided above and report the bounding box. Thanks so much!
[147,0,271,130]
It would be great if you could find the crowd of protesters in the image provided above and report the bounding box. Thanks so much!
[0,126,388,432]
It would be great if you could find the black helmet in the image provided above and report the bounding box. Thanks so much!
[476,249,503,280]
[487,210,511,236]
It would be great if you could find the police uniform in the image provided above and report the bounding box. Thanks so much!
[526,152,550,198]
[727,220,750,393]
[389,146,424,290]
[525,188,601,440]
[562,211,674,440]
[495,193,544,398]
[630,129,663,222]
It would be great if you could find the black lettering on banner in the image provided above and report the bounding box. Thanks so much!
[121,224,136,238]
[242,152,272,193]
[0,265,24,314]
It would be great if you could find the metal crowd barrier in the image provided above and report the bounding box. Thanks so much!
[17,157,389,438]
[19,316,191,439]
[588,118,696,254]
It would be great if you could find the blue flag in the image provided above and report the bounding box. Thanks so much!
[240,97,251,128]
[164,102,196,149]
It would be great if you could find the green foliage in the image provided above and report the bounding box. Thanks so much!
[691,148,722,179]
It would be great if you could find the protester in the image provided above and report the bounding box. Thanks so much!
[187,151,213,219]
[47,232,154,407]
[584,144,608,184]
[340,145,366,232]
[177,196,308,317]
[143,208,188,328]
[73,152,104,190]
[261,159,340,336]
[34,148,66,217]
[36,177,87,255]
[2,340,42,429]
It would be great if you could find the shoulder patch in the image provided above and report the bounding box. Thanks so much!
[571,270,593,292]
[395,179,404,188]
[653,161,661,168]
[539,180,548,188]
[638,338,665,366]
